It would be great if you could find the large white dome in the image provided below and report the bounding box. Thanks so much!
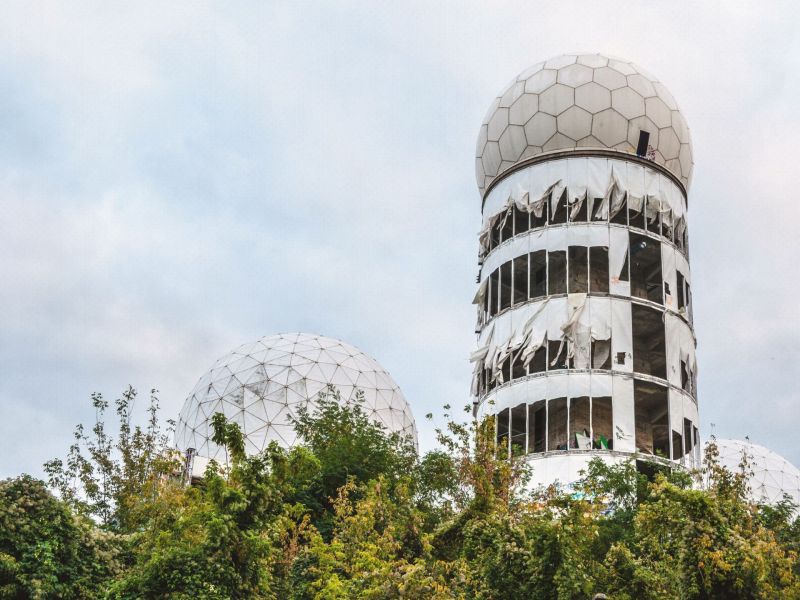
[175,333,417,460]
[711,438,800,508]
[476,53,693,196]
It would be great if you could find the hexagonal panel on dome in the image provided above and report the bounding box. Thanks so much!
[475,53,693,197]
[175,333,418,461]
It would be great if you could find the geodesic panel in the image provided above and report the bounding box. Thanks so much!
[175,333,418,460]
[712,439,800,508]
[475,53,694,196]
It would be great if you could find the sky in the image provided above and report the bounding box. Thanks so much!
[1,1,798,478]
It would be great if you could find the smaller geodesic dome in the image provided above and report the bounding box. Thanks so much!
[711,438,800,507]
[175,333,417,460]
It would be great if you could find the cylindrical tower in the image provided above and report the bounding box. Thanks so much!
[471,54,698,486]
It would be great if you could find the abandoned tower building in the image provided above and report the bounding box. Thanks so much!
[471,53,697,486]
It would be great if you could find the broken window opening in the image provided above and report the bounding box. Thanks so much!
[672,430,684,460]
[513,254,528,306]
[569,396,591,449]
[528,342,547,374]
[551,190,568,225]
[513,207,530,237]
[632,304,667,380]
[629,200,646,230]
[610,197,628,225]
[634,379,670,458]
[569,197,588,223]
[684,418,694,455]
[568,246,589,294]
[530,250,547,299]
[532,199,548,229]
[592,396,613,449]
[589,246,610,294]
[681,359,691,393]
[499,262,512,311]
[677,271,686,312]
[489,270,499,317]
[548,397,568,451]
[496,408,510,458]
[511,348,527,380]
[615,351,627,366]
[501,354,512,384]
[548,339,569,370]
[490,217,502,249]
[548,250,567,295]
[510,403,527,456]
[528,400,546,453]
[630,232,663,304]
[591,198,607,222]
[500,209,514,243]
[592,339,612,369]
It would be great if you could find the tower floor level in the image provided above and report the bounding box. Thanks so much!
[470,54,698,487]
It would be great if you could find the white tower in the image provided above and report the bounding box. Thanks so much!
[471,54,698,486]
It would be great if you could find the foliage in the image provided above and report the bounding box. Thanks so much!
[0,475,122,599]
[43,387,179,534]
[2,387,799,598]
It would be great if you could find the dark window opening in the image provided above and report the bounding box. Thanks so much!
[548,250,567,295]
[611,197,628,225]
[593,396,613,449]
[684,418,694,455]
[615,351,627,366]
[591,198,606,222]
[672,430,684,460]
[499,262,512,311]
[632,304,667,379]
[634,380,670,458]
[528,400,546,453]
[569,396,591,449]
[548,397,568,451]
[629,200,646,229]
[636,459,670,480]
[630,232,663,303]
[513,207,530,237]
[636,130,650,157]
[592,339,612,369]
[501,354,512,384]
[681,360,691,392]
[489,270,499,317]
[569,197,588,222]
[500,210,514,243]
[513,254,528,306]
[548,339,569,370]
[550,190,568,225]
[530,250,547,298]
[528,343,547,374]
[510,403,527,456]
[532,200,548,229]
[645,203,661,236]
[589,246,609,294]
[511,348,527,380]
[662,210,674,242]
[490,218,502,249]
[568,246,589,294]
[496,408,509,457]
[676,271,685,310]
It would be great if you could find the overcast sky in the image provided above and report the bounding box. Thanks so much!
[1,1,798,478]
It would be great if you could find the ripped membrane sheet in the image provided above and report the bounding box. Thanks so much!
[479,156,687,255]
[470,295,697,404]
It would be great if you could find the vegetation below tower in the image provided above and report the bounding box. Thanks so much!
[1,386,799,599]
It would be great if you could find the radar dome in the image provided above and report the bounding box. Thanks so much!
[712,438,800,508]
[175,333,418,460]
[476,53,693,196]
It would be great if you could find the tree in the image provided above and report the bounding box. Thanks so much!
[0,475,122,599]
[43,387,179,534]
[289,386,417,536]
[108,414,321,599]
